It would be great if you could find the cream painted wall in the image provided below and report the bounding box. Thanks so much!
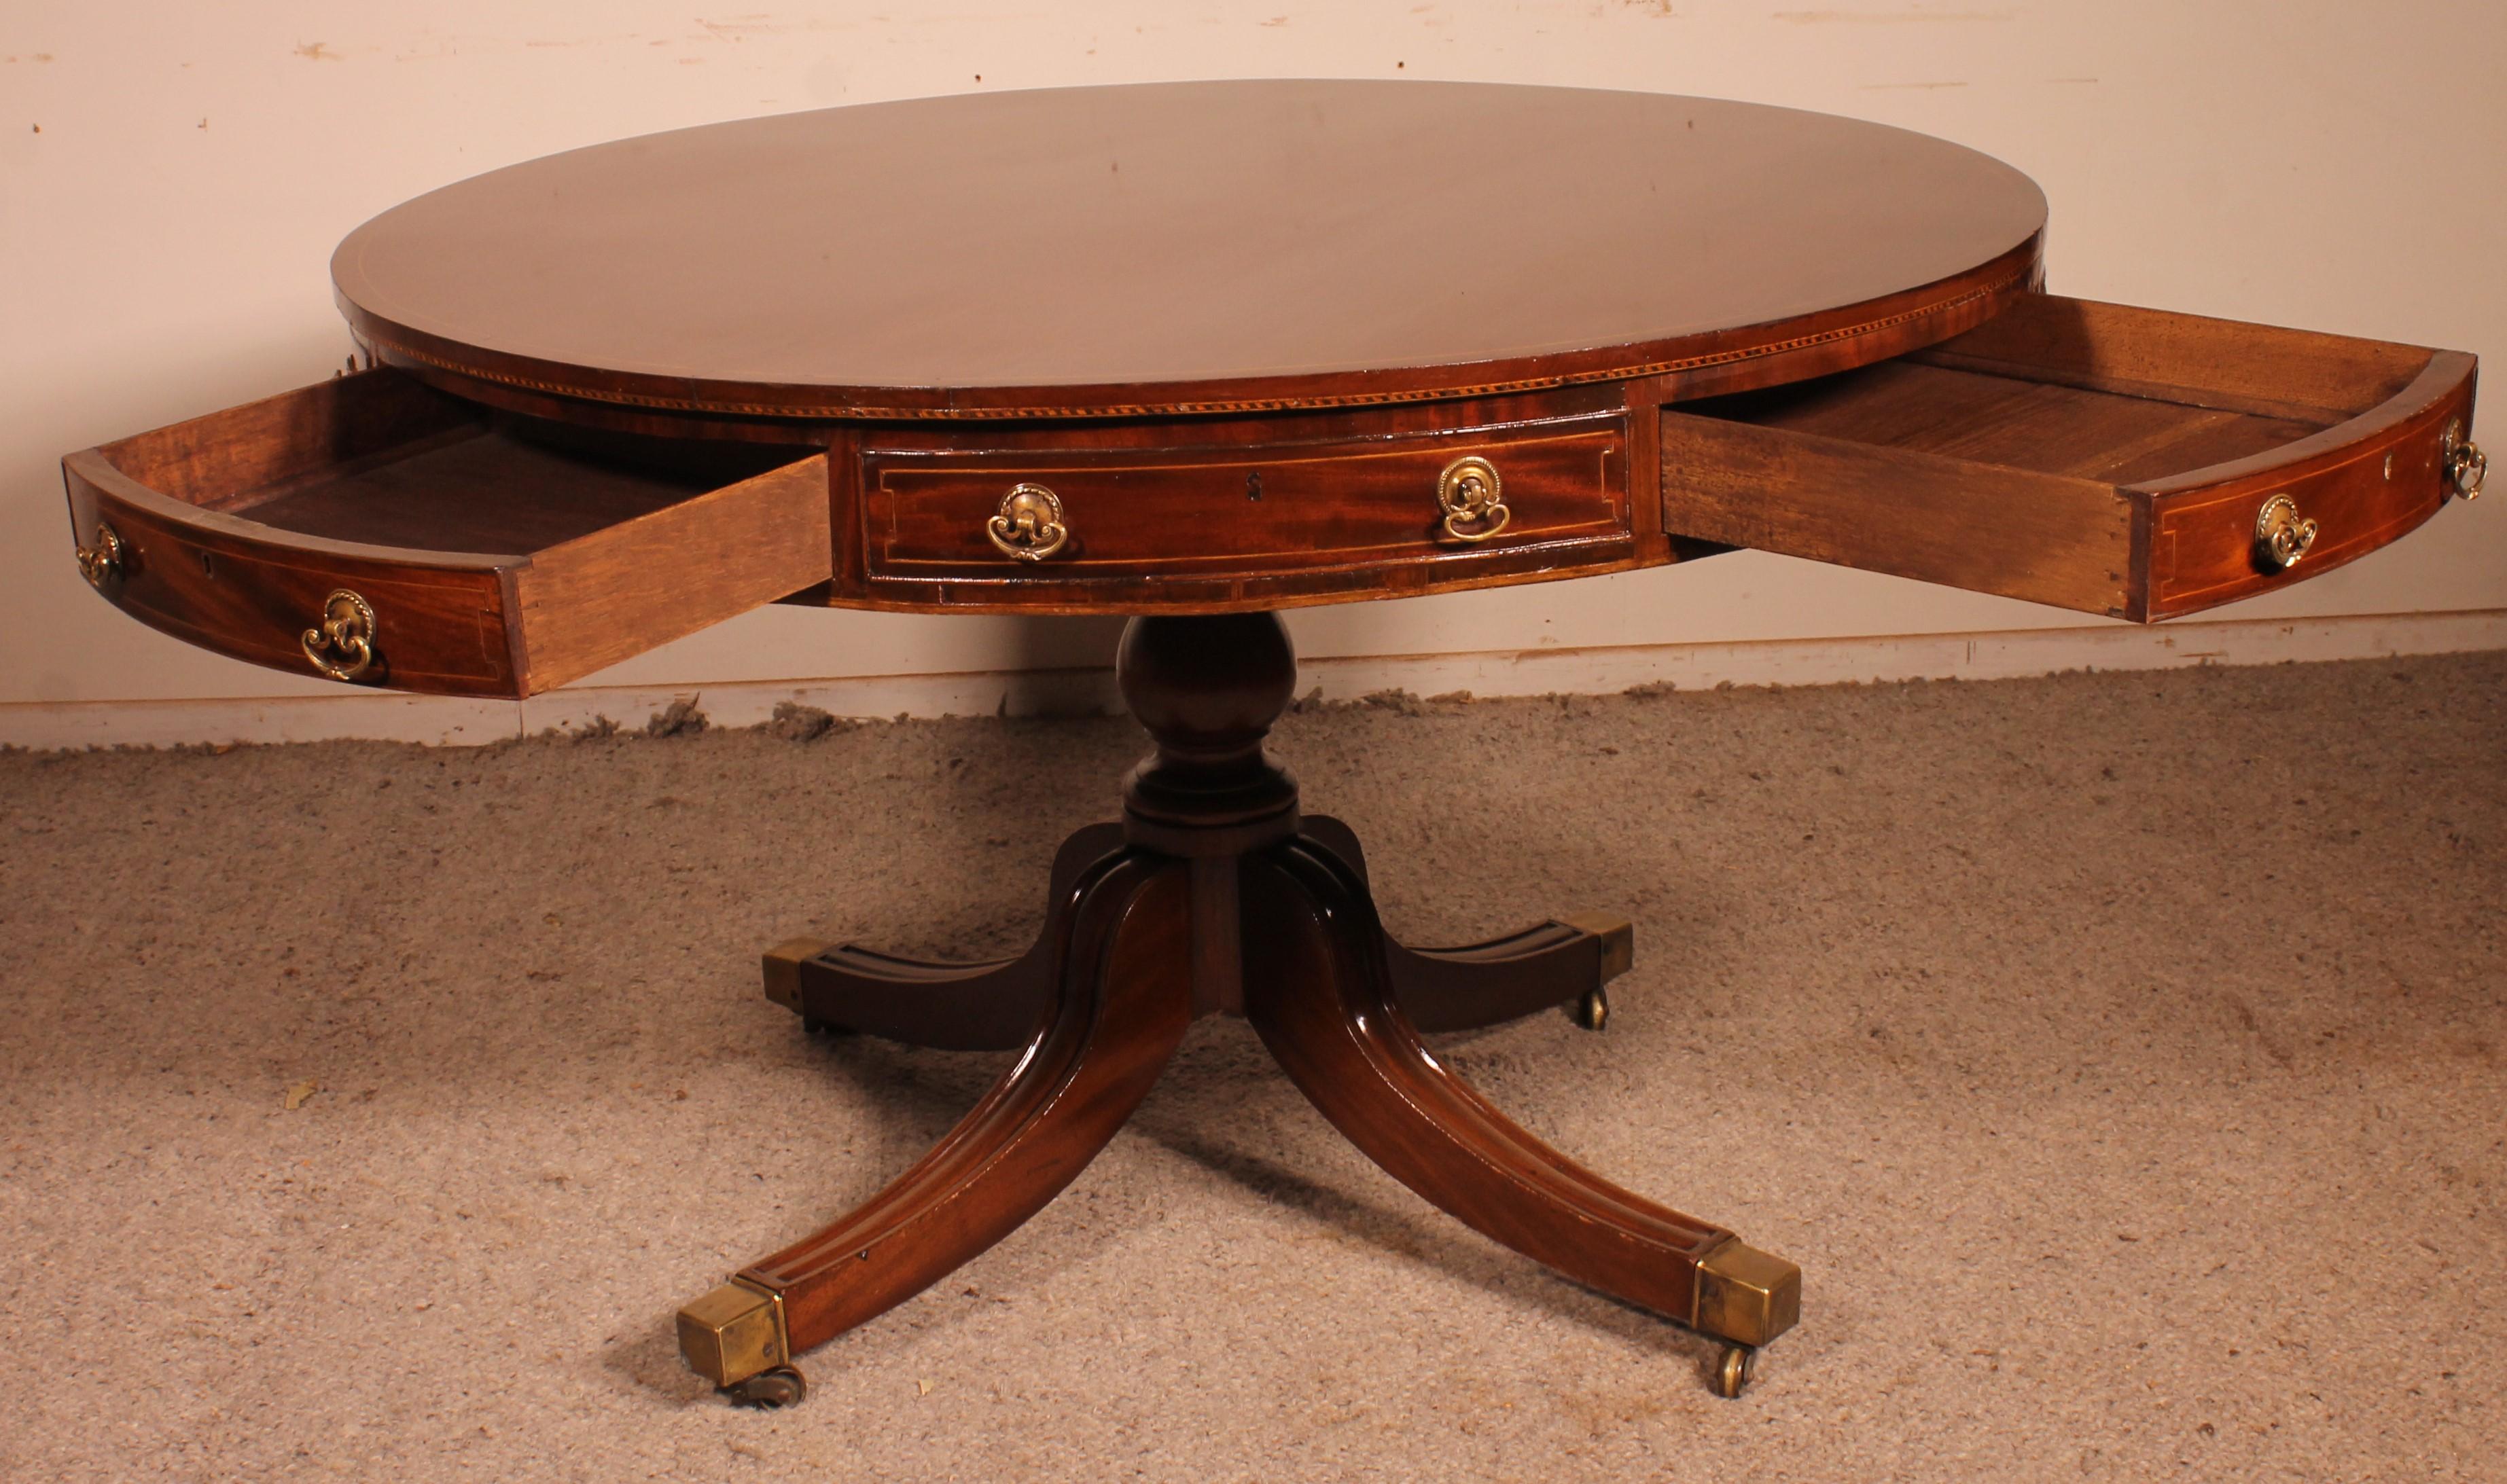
[6,0,2502,719]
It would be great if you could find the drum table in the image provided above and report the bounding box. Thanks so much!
[63,82,2485,1404]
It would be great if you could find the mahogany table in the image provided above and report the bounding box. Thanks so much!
[62,81,2485,1404]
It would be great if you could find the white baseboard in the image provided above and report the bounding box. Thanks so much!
[6,609,2501,750]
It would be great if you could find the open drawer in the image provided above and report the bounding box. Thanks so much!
[62,369,832,698]
[1659,294,2481,621]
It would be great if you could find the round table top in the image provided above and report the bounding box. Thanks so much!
[333,80,2046,421]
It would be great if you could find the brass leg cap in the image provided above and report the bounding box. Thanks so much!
[1570,985,1610,1033]
[1694,1237,1802,1348]
[677,1279,788,1388]
[761,939,830,1013]
[1559,911,1635,983]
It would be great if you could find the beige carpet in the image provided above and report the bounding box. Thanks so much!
[3,652,2502,1482]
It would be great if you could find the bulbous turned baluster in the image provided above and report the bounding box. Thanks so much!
[1118,612,1302,856]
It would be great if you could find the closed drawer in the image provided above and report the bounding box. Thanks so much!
[62,369,832,697]
[1659,294,2480,621]
[857,398,1632,609]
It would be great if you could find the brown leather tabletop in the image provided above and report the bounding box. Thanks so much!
[331,80,2047,419]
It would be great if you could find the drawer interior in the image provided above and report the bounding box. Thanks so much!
[103,382,806,559]
[1692,293,2430,479]
[1691,358,2336,486]
[1660,294,2474,621]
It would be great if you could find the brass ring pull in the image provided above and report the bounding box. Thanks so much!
[2253,493,2319,571]
[2443,420,2486,501]
[75,522,124,589]
[300,589,378,682]
[1436,455,1510,543]
[985,482,1069,562]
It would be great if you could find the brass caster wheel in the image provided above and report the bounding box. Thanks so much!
[726,1365,807,1409]
[1569,985,1610,1033]
[1712,1343,1756,1399]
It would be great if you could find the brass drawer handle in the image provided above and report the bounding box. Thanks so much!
[2443,420,2486,501]
[2253,493,2318,571]
[75,522,124,589]
[1436,455,1510,543]
[300,589,378,681]
[986,482,1069,562]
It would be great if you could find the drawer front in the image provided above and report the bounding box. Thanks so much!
[860,415,1631,606]
[65,464,520,692]
[2144,382,2475,619]
[63,370,832,698]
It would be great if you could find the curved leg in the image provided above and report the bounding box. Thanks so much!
[1300,815,1631,1034]
[679,851,1194,1397]
[1241,837,1798,1377]
[762,822,1126,1051]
